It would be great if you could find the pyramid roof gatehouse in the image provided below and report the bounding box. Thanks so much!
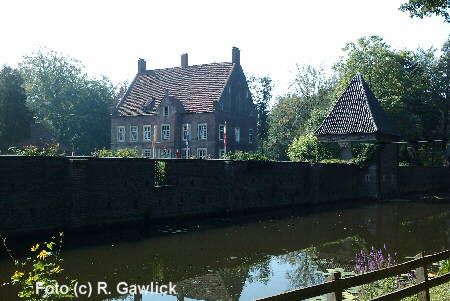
[314,74,401,142]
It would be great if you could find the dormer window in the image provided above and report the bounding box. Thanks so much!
[143,98,155,113]
[163,106,169,117]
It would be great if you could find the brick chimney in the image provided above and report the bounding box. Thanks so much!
[138,58,146,73]
[232,47,240,65]
[181,53,188,67]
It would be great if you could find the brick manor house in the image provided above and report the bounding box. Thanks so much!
[111,47,257,159]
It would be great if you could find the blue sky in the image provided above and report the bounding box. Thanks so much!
[0,0,448,98]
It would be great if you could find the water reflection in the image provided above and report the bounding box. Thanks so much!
[0,198,449,301]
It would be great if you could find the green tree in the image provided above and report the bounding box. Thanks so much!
[287,133,339,162]
[333,35,448,165]
[434,37,450,146]
[0,66,31,151]
[265,64,335,160]
[19,49,115,154]
[247,75,273,151]
[334,36,437,140]
[265,95,305,160]
[399,0,450,22]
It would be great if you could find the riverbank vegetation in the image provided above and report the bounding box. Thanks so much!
[1,233,75,300]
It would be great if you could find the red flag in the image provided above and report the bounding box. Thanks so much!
[223,123,227,149]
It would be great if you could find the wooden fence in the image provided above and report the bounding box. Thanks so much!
[256,249,450,301]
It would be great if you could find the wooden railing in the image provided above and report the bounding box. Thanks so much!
[256,249,450,301]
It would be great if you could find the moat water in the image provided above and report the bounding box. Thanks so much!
[1,195,449,301]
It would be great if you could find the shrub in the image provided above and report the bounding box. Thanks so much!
[2,233,76,300]
[222,151,270,161]
[8,143,64,157]
[92,148,142,158]
[350,143,377,166]
[287,133,340,162]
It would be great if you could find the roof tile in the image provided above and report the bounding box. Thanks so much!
[314,74,400,139]
[117,62,234,116]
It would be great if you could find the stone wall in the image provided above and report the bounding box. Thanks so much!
[0,156,448,236]
[398,166,450,193]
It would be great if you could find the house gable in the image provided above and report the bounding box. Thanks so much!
[215,64,255,117]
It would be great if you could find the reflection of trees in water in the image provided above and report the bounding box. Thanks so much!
[279,249,323,290]
[172,265,250,301]
[247,256,273,285]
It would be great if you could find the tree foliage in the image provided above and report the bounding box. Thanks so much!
[19,49,116,155]
[399,0,450,22]
[223,150,270,161]
[287,133,339,162]
[334,37,441,138]
[265,65,335,160]
[0,66,32,151]
[247,75,273,151]
[8,143,64,157]
[263,36,449,166]
[333,35,448,165]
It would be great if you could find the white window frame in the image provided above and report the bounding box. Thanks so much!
[182,123,190,141]
[130,126,138,142]
[143,125,151,142]
[143,149,153,159]
[163,106,169,117]
[161,124,170,141]
[117,126,125,142]
[198,123,207,140]
[235,127,240,143]
[218,124,225,141]
[181,148,190,159]
[159,148,172,158]
[197,148,207,159]
[248,129,254,144]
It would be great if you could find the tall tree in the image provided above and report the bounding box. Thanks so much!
[333,36,438,140]
[435,37,450,144]
[265,64,335,160]
[333,35,449,165]
[19,49,115,154]
[247,75,273,151]
[399,0,450,22]
[289,64,334,99]
[0,66,31,151]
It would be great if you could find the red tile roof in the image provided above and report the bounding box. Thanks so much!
[116,62,235,116]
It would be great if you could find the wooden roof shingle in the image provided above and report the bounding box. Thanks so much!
[314,74,400,141]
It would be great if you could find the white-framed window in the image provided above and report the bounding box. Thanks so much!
[248,129,254,144]
[163,106,169,117]
[143,149,153,159]
[181,148,190,159]
[219,149,226,158]
[159,148,171,158]
[153,125,157,141]
[161,124,170,140]
[143,125,151,141]
[235,127,240,143]
[197,148,207,159]
[218,124,225,140]
[130,126,138,142]
[182,123,190,141]
[198,123,207,140]
[117,126,125,142]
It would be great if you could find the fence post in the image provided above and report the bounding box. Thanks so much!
[415,252,430,301]
[326,272,342,301]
